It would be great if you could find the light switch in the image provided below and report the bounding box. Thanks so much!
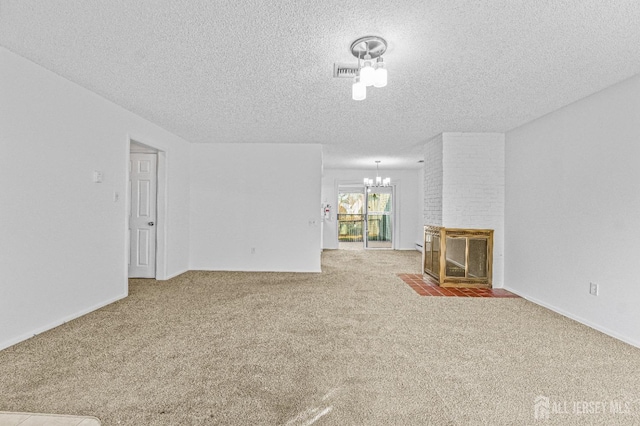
[93,171,103,183]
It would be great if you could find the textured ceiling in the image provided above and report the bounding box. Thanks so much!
[2,1,640,169]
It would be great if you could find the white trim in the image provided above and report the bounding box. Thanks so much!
[163,268,189,280]
[130,142,158,153]
[333,179,339,248]
[123,137,131,294]
[156,151,168,280]
[392,180,400,249]
[503,286,640,349]
[0,293,127,351]
[193,267,322,273]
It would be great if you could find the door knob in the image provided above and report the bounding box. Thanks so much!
[148,222,155,226]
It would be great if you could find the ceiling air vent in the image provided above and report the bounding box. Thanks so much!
[333,63,359,78]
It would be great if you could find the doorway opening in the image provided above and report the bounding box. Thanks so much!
[337,185,394,250]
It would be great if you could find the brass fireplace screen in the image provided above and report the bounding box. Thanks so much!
[423,226,494,288]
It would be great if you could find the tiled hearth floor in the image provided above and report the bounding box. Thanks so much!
[397,274,520,298]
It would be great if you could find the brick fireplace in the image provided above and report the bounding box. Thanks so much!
[423,132,505,287]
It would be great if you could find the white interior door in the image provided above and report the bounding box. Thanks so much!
[129,153,157,278]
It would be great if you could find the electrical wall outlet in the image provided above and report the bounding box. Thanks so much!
[589,282,598,296]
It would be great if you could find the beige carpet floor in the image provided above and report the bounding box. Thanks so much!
[1,250,639,425]
[0,411,101,425]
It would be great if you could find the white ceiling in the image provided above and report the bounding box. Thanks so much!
[2,1,640,169]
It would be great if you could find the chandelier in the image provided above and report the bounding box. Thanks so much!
[334,36,388,101]
[364,161,391,189]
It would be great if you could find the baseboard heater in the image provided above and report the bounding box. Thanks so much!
[423,225,494,288]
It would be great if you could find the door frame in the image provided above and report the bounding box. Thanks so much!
[127,137,167,280]
[336,181,397,250]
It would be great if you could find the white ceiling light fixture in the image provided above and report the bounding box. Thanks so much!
[360,54,376,87]
[340,36,388,101]
[364,161,391,190]
[374,57,387,88]
[352,74,366,100]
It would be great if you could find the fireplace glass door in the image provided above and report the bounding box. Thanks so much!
[445,237,467,277]
[423,226,493,288]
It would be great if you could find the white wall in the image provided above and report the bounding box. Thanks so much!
[189,143,322,272]
[0,48,191,350]
[442,133,505,287]
[505,73,640,347]
[322,168,422,250]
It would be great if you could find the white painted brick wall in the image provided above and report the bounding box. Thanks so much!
[442,133,504,230]
[422,132,505,287]
[423,134,443,226]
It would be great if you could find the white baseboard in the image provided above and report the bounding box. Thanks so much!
[503,286,640,349]
[0,293,127,352]
[190,267,322,273]
[161,268,189,281]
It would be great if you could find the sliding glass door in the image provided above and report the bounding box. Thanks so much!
[365,187,393,249]
[337,189,365,249]
[337,186,393,249]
